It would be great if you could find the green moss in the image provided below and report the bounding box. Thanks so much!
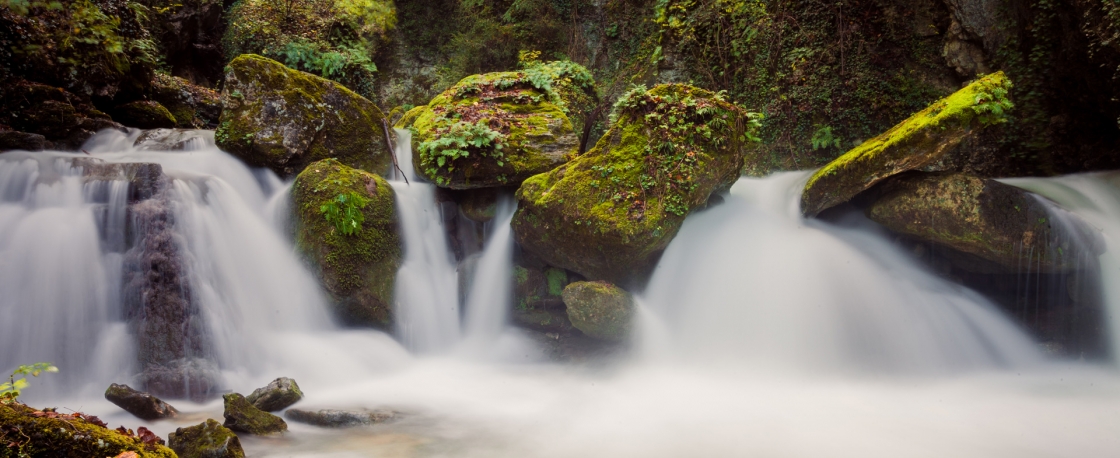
[0,402,176,458]
[561,281,634,341]
[545,268,567,297]
[393,105,426,129]
[168,418,245,458]
[222,394,287,436]
[292,158,400,327]
[801,72,1013,216]
[113,100,178,129]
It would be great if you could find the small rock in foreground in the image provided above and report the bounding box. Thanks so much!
[285,408,396,428]
[246,377,304,412]
[168,418,245,458]
[222,393,287,435]
[105,383,179,421]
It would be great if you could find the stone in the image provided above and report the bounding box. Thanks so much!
[246,377,303,412]
[459,188,499,222]
[562,281,635,341]
[215,54,392,178]
[0,402,176,457]
[112,101,178,129]
[284,408,396,428]
[222,393,287,435]
[149,73,222,129]
[512,265,576,335]
[0,130,46,151]
[168,419,245,458]
[0,79,123,149]
[104,383,179,421]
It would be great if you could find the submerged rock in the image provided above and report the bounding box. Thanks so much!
[168,419,245,458]
[0,402,176,457]
[284,408,396,428]
[246,377,303,412]
[292,159,401,327]
[562,281,634,341]
[867,173,1099,272]
[222,393,287,435]
[800,72,1013,217]
[112,100,178,129]
[215,54,392,177]
[512,84,750,285]
[105,383,179,421]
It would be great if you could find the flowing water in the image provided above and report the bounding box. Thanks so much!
[1,131,1119,456]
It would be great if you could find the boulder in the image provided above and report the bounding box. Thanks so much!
[149,73,222,129]
[0,79,123,149]
[215,55,392,178]
[512,84,750,285]
[867,173,1099,272]
[104,383,179,421]
[133,129,211,152]
[222,393,287,435]
[74,158,166,201]
[168,419,245,458]
[0,402,176,457]
[562,281,635,341]
[0,130,46,151]
[512,265,576,334]
[246,377,303,412]
[800,71,1013,217]
[459,188,499,223]
[292,159,401,327]
[409,67,588,189]
[113,101,178,129]
[284,408,395,428]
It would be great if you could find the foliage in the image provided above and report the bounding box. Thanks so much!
[417,119,506,186]
[0,363,57,402]
[279,38,379,92]
[810,125,841,151]
[971,79,1014,126]
[319,191,370,236]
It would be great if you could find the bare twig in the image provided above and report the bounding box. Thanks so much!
[381,119,408,185]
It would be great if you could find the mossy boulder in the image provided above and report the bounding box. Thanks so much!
[867,173,1097,272]
[215,54,392,178]
[511,84,750,285]
[393,105,425,129]
[112,101,178,129]
[800,72,1014,217]
[562,281,634,341]
[0,402,176,458]
[168,419,245,458]
[410,64,595,189]
[104,383,179,421]
[512,265,575,334]
[459,188,499,223]
[292,159,401,327]
[246,377,303,412]
[222,393,287,435]
[150,73,221,129]
[0,79,122,149]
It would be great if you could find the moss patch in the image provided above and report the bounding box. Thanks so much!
[112,100,178,129]
[222,393,287,436]
[562,281,634,341]
[168,418,245,458]
[0,402,176,458]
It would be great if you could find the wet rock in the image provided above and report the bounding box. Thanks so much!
[284,408,396,428]
[145,1,228,87]
[0,130,46,151]
[562,281,635,341]
[800,72,1013,217]
[135,359,220,403]
[104,383,179,421]
[292,159,401,327]
[513,84,748,285]
[133,129,210,152]
[459,188,499,222]
[512,265,576,334]
[0,79,123,149]
[215,54,392,178]
[222,393,287,435]
[0,402,176,457]
[112,101,178,129]
[168,418,245,458]
[73,158,165,202]
[246,377,303,412]
[149,73,222,129]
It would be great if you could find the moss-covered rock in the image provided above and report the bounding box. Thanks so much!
[511,265,575,334]
[215,54,392,178]
[800,72,1014,217]
[292,159,401,327]
[222,0,395,98]
[393,105,426,129]
[150,73,221,129]
[284,408,395,428]
[168,418,244,458]
[0,402,176,458]
[222,393,287,435]
[561,281,634,341]
[511,84,750,285]
[246,377,303,412]
[459,188,498,223]
[0,79,122,149]
[867,173,1096,272]
[104,383,179,421]
[112,101,178,129]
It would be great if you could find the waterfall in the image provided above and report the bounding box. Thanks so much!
[460,197,517,350]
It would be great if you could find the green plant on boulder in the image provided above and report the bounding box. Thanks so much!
[292,159,401,327]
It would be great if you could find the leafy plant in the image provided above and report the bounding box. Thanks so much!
[810,125,841,151]
[320,192,370,236]
[278,39,378,80]
[417,120,505,186]
[1,363,57,402]
[972,79,1014,126]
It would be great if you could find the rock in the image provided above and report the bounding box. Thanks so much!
[0,130,46,151]
[215,55,393,178]
[134,129,212,152]
[168,419,245,458]
[74,158,166,202]
[562,281,635,341]
[134,359,220,403]
[867,173,1099,272]
[512,265,576,334]
[292,159,401,327]
[104,383,179,421]
[284,408,396,428]
[393,105,426,129]
[144,1,228,87]
[410,66,589,189]
[0,402,176,457]
[246,377,303,412]
[150,73,222,128]
[459,188,499,222]
[0,79,123,149]
[800,71,1013,217]
[222,393,287,435]
[113,101,178,129]
[512,84,749,285]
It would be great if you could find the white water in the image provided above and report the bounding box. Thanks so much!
[2,131,1120,456]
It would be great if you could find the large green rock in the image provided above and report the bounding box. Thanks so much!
[867,173,1096,272]
[562,281,634,341]
[800,72,1013,217]
[222,393,287,435]
[512,84,750,285]
[112,100,178,129]
[292,159,401,327]
[150,73,222,129]
[215,55,392,178]
[410,62,597,189]
[168,419,245,458]
[0,402,176,458]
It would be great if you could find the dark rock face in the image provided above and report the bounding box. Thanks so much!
[222,393,288,435]
[145,0,228,87]
[149,73,222,129]
[112,101,178,129]
[0,79,123,149]
[0,130,46,151]
[104,383,179,421]
[511,265,576,335]
[168,418,245,458]
[284,408,395,428]
[246,377,303,412]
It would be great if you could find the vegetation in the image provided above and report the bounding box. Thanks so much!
[0,363,56,403]
[320,191,371,236]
